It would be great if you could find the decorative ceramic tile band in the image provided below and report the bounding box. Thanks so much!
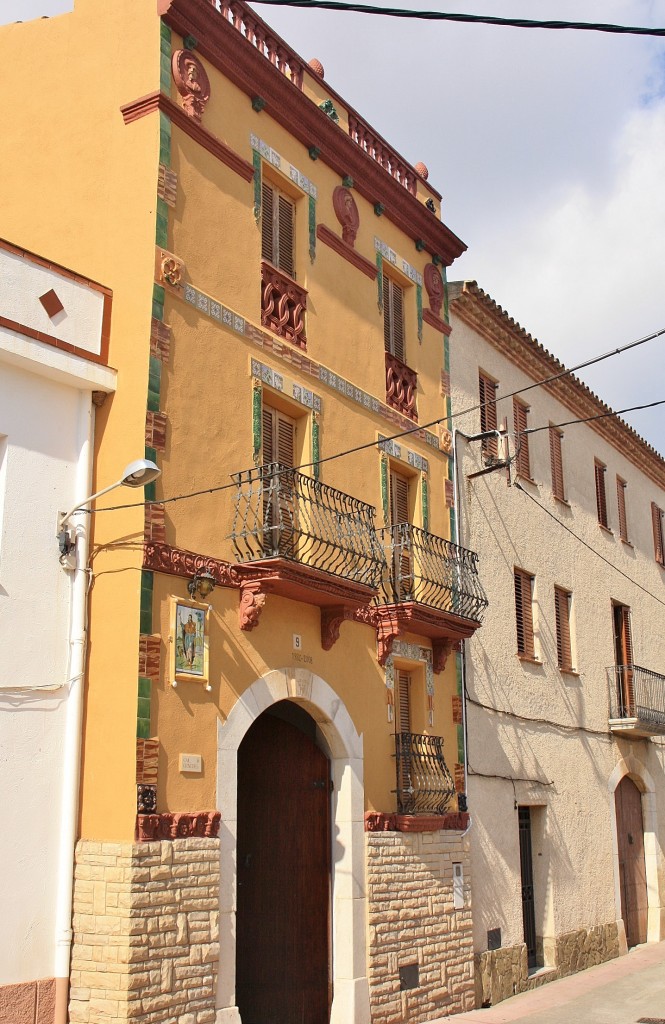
[378,434,429,474]
[251,358,322,412]
[181,280,441,450]
[374,236,423,286]
[250,133,317,198]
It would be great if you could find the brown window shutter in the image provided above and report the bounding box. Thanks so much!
[479,372,498,458]
[383,276,391,352]
[550,427,565,500]
[616,478,628,542]
[514,568,534,658]
[652,502,664,565]
[554,587,572,670]
[594,461,608,528]
[384,278,406,362]
[276,412,296,468]
[389,471,410,526]
[261,182,274,264]
[396,671,411,733]
[514,399,530,479]
[261,405,275,465]
[277,193,295,277]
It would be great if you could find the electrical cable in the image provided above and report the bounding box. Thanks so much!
[90,325,665,514]
[467,767,555,787]
[466,691,614,738]
[252,0,665,37]
[522,399,665,436]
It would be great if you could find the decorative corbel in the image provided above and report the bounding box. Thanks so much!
[321,605,354,651]
[238,582,266,631]
[432,638,460,674]
[375,609,402,667]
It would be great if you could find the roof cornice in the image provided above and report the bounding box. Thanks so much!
[450,280,665,491]
[158,0,466,265]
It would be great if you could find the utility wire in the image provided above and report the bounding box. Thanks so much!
[253,0,665,36]
[466,692,613,739]
[91,326,665,514]
[523,400,665,436]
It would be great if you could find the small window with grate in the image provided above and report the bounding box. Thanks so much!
[514,568,535,659]
[652,502,665,566]
[594,459,609,529]
[478,370,498,459]
[554,586,574,671]
[549,426,565,501]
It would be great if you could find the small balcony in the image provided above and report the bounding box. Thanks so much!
[260,260,307,348]
[608,665,665,738]
[230,464,385,636]
[385,352,417,421]
[394,732,456,815]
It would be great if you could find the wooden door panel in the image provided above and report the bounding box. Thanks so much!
[237,711,331,1024]
[615,775,647,947]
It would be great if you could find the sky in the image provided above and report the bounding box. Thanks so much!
[4,0,665,452]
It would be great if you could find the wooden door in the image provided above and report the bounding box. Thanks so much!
[613,603,634,716]
[615,775,648,947]
[518,807,537,969]
[236,708,331,1024]
[262,405,296,557]
[389,470,413,599]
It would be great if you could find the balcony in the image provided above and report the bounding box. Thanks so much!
[375,524,488,668]
[385,352,417,421]
[394,733,456,815]
[230,463,385,642]
[261,261,307,348]
[608,665,665,738]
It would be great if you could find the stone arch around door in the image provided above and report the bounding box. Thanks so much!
[608,756,664,946]
[215,668,371,1024]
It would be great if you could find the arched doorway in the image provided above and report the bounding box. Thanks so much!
[615,775,647,947]
[236,701,332,1024]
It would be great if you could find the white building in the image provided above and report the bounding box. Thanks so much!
[0,239,115,1021]
[449,280,665,1006]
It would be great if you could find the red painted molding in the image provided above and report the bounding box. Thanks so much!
[374,603,478,667]
[143,541,241,587]
[317,224,377,280]
[0,314,111,368]
[120,91,255,183]
[159,0,465,263]
[423,308,452,336]
[364,811,469,833]
[136,810,221,841]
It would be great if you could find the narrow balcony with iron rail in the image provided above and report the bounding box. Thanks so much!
[394,732,457,817]
[375,523,488,669]
[608,664,665,738]
[230,462,386,644]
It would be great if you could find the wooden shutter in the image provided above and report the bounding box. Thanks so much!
[514,569,535,658]
[384,278,405,363]
[261,182,274,264]
[554,587,572,670]
[514,399,530,479]
[262,405,296,556]
[549,427,565,500]
[614,603,634,714]
[479,372,498,458]
[396,671,411,733]
[651,502,664,565]
[389,471,410,526]
[617,478,628,542]
[390,471,413,600]
[277,193,295,277]
[595,461,608,527]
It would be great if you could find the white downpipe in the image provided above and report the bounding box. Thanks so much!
[54,390,94,1023]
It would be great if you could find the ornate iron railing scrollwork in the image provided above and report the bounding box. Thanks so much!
[394,732,456,815]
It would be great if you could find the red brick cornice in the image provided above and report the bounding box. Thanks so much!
[120,91,254,183]
[451,281,665,490]
[317,224,377,280]
[158,0,465,264]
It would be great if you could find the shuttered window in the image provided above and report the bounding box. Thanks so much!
[616,477,628,542]
[652,502,664,566]
[383,276,405,363]
[389,470,410,526]
[396,671,412,733]
[549,427,565,501]
[390,470,413,600]
[514,568,535,659]
[262,404,296,467]
[479,371,498,459]
[261,181,295,278]
[554,587,573,671]
[594,460,608,528]
[261,404,297,556]
[514,399,531,479]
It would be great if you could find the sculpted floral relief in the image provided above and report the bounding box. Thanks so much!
[172,49,211,122]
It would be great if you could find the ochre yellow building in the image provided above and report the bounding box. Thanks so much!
[1,2,487,1022]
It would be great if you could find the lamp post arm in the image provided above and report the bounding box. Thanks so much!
[58,477,125,531]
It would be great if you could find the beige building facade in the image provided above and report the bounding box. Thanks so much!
[449,281,665,1006]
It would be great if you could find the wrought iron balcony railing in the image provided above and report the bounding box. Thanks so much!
[394,732,456,815]
[608,665,665,735]
[378,523,488,622]
[385,352,417,421]
[230,463,385,588]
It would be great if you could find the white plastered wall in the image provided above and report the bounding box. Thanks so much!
[215,668,371,1024]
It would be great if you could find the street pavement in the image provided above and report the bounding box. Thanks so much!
[438,941,665,1023]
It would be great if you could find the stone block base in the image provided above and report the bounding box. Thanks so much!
[69,838,220,1023]
[0,978,56,1024]
[366,829,474,1023]
[474,921,621,1007]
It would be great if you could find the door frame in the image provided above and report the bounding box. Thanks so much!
[608,755,664,948]
[215,669,371,1024]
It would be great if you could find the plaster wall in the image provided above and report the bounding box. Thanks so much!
[448,301,665,967]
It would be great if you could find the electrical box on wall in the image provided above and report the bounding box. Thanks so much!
[453,862,464,909]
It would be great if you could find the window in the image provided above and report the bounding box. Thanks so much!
[513,399,531,479]
[383,276,405,363]
[261,181,295,277]
[594,460,608,529]
[554,587,573,671]
[616,477,628,542]
[514,568,535,659]
[389,469,413,600]
[261,403,297,556]
[651,502,664,566]
[396,670,412,733]
[549,426,565,501]
[478,371,498,459]
[612,602,634,717]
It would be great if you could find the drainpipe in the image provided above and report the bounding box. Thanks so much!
[54,390,94,1024]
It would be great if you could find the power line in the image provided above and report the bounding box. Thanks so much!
[253,0,665,36]
[92,326,665,514]
[522,399,665,436]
